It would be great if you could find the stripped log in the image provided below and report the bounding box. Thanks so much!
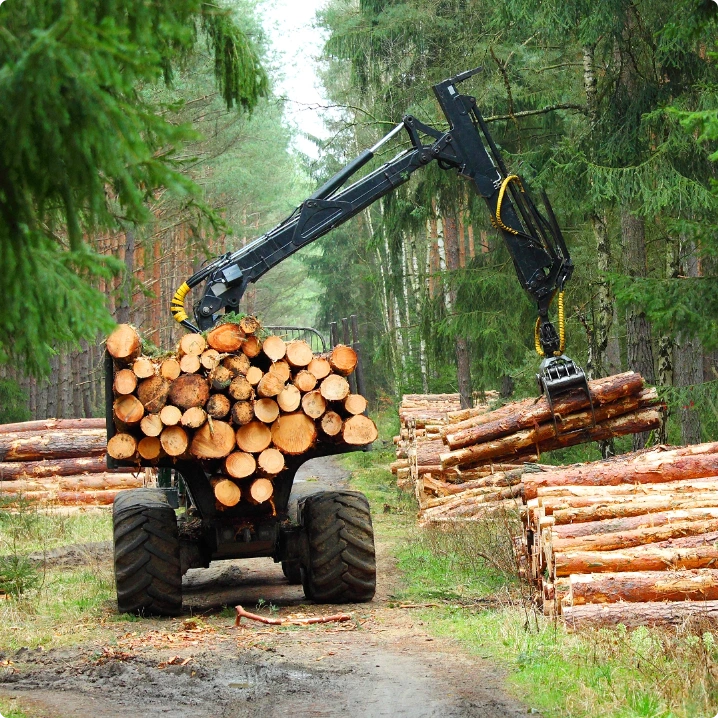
[0,418,106,434]
[0,473,146,492]
[563,600,718,629]
[0,455,115,481]
[0,430,107,461]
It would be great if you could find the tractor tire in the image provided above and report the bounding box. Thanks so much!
[113,488,182,616]
[281,560,303,584]
[301,490,376,603]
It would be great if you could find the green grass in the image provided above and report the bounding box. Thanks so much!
[343,421,718,718]
[0,697,30,718]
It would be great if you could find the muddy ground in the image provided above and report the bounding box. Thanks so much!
[0,458,534,717]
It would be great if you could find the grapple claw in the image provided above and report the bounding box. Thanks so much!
[536,355,595,437]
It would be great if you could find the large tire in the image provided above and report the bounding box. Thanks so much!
[301,490,376,603]
[113,488,182,616]
[282,560,303,585]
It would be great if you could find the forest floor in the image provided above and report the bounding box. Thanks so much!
[0,456,531,718]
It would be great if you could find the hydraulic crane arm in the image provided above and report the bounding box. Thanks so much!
[172,68,589,405]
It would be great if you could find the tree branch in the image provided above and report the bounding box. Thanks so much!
[483,104,587,123]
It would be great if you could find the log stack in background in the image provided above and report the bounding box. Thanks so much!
[106,318,378,511]
[521,441,718,628]
[0,418,151,506]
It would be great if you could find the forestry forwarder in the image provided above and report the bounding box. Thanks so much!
[110,68,589,616]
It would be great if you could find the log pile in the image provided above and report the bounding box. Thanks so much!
[438,372,663,471]
[106,319,377,510]
[0,418,149,506]
[521,441,718,628]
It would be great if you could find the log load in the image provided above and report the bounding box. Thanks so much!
[106,318,377,509]
[517,441,718,627]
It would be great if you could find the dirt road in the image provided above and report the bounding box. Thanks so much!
[0,457,533,717]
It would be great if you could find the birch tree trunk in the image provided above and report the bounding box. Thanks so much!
[410,238,429,393]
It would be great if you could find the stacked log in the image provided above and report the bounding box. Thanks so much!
[105,319,377,510]
[521,441,718,628]
[0,418,148,506]
[438,372,663,471]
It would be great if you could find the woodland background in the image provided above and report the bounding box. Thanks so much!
[2,0,718,452]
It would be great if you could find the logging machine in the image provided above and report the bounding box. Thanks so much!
[108,69,588,617]
[171,66,588,411]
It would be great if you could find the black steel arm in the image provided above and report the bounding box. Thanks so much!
[172,69,574,367]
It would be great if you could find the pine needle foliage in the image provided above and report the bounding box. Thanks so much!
[0,0,267,375]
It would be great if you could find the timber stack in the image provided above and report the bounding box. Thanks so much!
[105,318,377,510]
[0,418,150,506]
[522,441,718,629]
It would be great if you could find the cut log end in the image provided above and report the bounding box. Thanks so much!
[236,421,272,454]
[342,415,378,445]
[114,368,138,395]
[329,344,357,376]
[286,340,313,368]
[254,398,280,424]
[262,335,286,362]
[307,357,331,381]
[159,404,183,427]
[344,394,368,416]
[224,451,257,479]
[160,426,189,457]
[106,324,141,362]
[277,385,301,413]
[190,420,236,460]
[257,448,284,475]
[271,413,317,455]
[207,323,244,352]
[213,478,241,507]
[107,433,137,461]
[320,374,350,402]
[179,333,207,356]
[249,477,274,504]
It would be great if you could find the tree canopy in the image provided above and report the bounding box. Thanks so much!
[0,0,267,374]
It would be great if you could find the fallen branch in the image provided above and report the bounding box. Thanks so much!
[234,605,351,627]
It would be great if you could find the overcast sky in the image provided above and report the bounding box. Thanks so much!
[260,0,331,157]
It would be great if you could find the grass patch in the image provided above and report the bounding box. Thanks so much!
[0,696,30,718]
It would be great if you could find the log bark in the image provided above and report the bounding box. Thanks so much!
[257,447,284,475]
[555,534,718,576]
[223,354,250,377]
[0,473,144,492]
[0,488,135,506]
[277,385,301,413]
[552,493,718,524]
[0,455,115,481]
[231,401,254,426]
[553,518,718,553]
[271,413,317,455]
[563,600,718,629]
[236,421,272,453]
[569,569,718,605]
[0,418,105,434]
[190,420,236,459]
[159,405,182,427]
[320,374,351,402]
[526,451,718,500]
[106,324,140,362]
[137,375,170,413]
[262,335,286,362]
[140,414,163,437]
[329,345,357,376]
[206,394,231,419]
[209,365,233,391]
[160,426,189,457]
[228,375,253,401]
[442,395,659,468]
[443,372,645,449]
[554,507,718,540]
[107,433,137,461]
[224,451,256,479]
[286,340,313,368]
[0,429,107,462]
[168,374,210,411]
[342,415,378,445]
[254,398,280,423]
[301,390,326,419]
